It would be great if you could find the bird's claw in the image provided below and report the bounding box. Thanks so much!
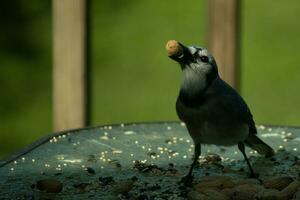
[178,175,194,187]
[249,172,262,183]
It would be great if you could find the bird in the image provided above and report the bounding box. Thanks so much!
[165,40,274,185]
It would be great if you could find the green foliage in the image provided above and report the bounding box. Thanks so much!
[0,0,52,158]
[0,0,300,158]
[241,0,300,125]
[90,0,206,124]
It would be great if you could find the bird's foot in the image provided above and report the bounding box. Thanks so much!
[178,175,194,187]
[248,172,262,183]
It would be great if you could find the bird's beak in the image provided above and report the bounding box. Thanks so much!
[165,40,194,67]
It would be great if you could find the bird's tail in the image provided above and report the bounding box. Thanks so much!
[245,135,275,157]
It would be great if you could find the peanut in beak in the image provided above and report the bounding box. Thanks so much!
[165,40,183,58]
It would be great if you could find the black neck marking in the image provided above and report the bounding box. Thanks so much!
[179,89,206,107]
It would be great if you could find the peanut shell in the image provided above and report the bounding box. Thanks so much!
[263,176,293,191]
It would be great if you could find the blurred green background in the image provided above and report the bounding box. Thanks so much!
[1,0,300,159]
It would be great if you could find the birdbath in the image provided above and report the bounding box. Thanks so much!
[1,122,300,199]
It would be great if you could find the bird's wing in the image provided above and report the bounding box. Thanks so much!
[212,78,257,135]
[207,78,274,156]
[245,107,257,135]
[229,90,257,135]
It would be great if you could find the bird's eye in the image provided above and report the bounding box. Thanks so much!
[200,56,209,63]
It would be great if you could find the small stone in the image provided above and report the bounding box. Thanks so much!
[36,178,63,193]
[99,176,115,185]
[114,180,135,194]
[204,153,222,163]
[73,183,90,193]
[86,167,96,174]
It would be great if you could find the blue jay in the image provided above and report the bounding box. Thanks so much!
[166,40,274,184]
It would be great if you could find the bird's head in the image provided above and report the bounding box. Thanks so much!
[166,40,219,95]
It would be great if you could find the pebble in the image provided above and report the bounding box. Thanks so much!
[36,178,63,193]
[99,176,115,185]
[204,153,222,163]
[86,167,96,174]
[114,180,135,194]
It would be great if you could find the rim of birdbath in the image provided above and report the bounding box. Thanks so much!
[0,121,299,168]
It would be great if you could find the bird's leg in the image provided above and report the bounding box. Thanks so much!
[238,142,259,179]
[187,143,201,177]
[180,143,201,186]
